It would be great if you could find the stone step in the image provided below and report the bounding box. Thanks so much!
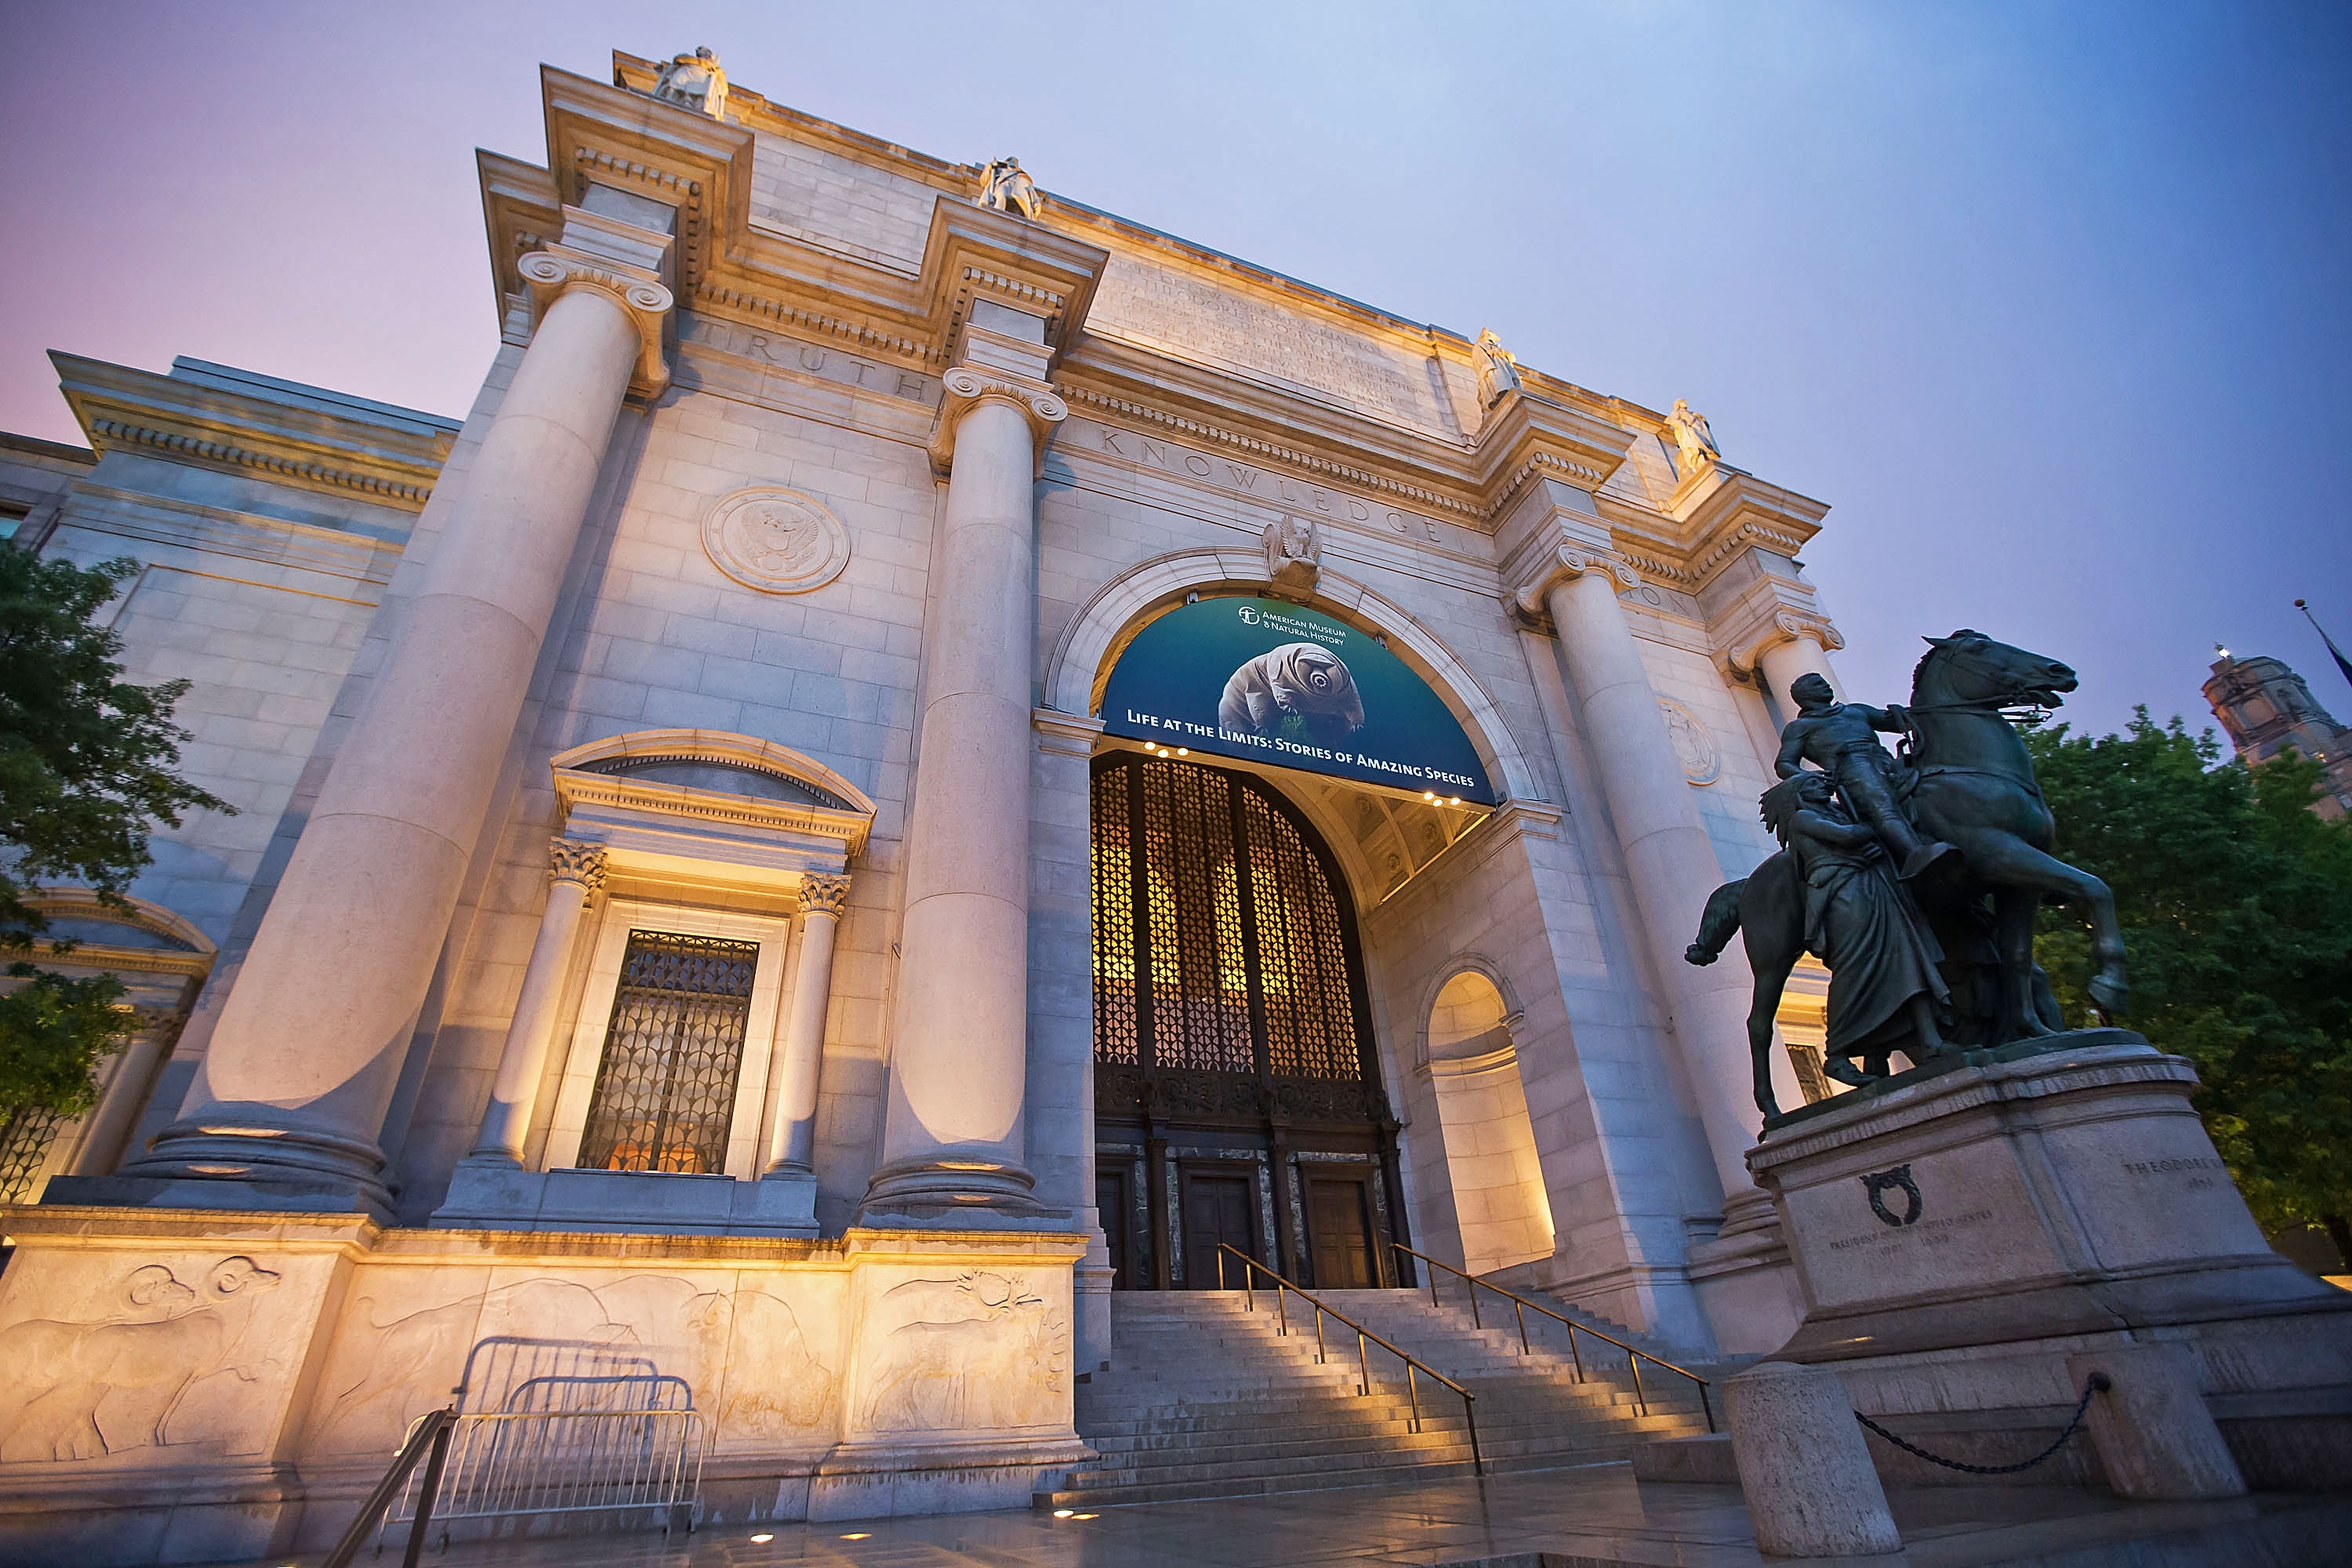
[1035,1450,1637,1508]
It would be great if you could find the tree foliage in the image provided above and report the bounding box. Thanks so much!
[2029,710,2352,1261]
[0,547,229,1116]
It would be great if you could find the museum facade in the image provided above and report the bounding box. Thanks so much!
[0,46,1856,1557]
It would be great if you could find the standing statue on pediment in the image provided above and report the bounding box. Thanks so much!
[1262,514,1320,595]
[1473,329,1521,409]
[1666,398,1720,474]
[978,157,1042,219]
[653,46,729,119]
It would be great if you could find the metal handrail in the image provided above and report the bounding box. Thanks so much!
[322,1406,456,1568]
[1215,1243,1481,1476]
[1391,1243,1715,1433]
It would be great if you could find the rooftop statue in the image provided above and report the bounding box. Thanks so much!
[1666,397,1719,474]
[652,46,728,118]
[978,157,1042,219]
[1690,630,2133,1122]
[1472,329,1521,409]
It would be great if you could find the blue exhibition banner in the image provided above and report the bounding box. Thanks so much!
[1099,597,1497,805]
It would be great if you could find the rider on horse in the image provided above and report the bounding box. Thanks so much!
[1774,673,1956,880]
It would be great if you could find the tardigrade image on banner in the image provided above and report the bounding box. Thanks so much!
[1218,643,1367,744]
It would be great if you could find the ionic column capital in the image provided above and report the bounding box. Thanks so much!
[799,871,851,919]
[1505,543,1642,631]
[517,250,675,401]
[546,837,608,892]
[1722,610,1846,678]
[926,366,1069,475]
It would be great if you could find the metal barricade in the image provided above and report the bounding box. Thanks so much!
[376,1375,705,1552]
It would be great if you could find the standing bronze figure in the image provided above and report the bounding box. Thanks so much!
[1689,629,2129,1121]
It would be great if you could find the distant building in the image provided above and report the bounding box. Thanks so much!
[2202,649,2352,819]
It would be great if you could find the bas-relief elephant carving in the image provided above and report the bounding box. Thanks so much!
[858,1271,1067,1435]
[0,1256,284,1462]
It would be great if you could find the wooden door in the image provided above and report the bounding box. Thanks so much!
[1097,1170,1130,1290]
[1180,1171,1256,1288]
[1307,1176,1374,1289]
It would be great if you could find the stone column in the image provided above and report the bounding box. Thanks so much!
[862,368,1066,1222]
[466,839,607,1166]
[127,230,672,1207]
[1751,618,1846,723]
[1529,553,1767,1203]
[765,872,849,1177]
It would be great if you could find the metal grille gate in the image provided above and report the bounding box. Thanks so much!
[578,931,760,1174]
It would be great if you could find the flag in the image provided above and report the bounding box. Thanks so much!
[2298,600,2352,693]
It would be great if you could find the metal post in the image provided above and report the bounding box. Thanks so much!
[1628,1348,1648,1417]
[1406,1362,1421,1433]
[1514,1298,1529,1356]
[1426,1256,1439,1309]
[1700,1381,1715,1434]
[1276,1280,1289,1337]
[1315,1307,1328,1364]
[401,1414,456,1568]
[1468,1278,1482,1330]
[1566,1323,1585,1383]
[1357,1330,1370,1396]
[1465,1397,1483,1476]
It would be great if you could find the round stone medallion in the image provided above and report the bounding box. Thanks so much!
[1658,697,1722,786]
[702,486,850,594]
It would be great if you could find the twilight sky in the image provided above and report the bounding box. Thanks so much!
[4,1,2347,738]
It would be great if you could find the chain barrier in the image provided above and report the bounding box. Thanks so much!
[1852,1373,2110,1476]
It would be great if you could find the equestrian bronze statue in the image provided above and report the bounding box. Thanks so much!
[1687,629,2130,1122]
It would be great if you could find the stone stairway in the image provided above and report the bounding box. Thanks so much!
[1036,1287,1717,1508]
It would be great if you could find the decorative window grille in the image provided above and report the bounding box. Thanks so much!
[578,931,760,1174]
[1091,754,1370,1083]
[0,1107,62,1203]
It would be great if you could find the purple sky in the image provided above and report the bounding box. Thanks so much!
[5,1,2347,737]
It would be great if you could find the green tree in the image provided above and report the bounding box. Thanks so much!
[2029,710,2352,1268]
[0,547,230,1119]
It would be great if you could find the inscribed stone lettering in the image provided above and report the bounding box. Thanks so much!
[1088,256,1460,437]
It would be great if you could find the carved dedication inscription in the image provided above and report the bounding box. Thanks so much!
[1089,255,1460,436]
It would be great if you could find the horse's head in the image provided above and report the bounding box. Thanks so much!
[1915,629,2078,710]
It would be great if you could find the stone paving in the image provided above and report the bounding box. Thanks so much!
[237,1461,2348,1567]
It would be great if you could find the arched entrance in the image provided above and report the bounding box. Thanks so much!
[1090,751,1409,1290]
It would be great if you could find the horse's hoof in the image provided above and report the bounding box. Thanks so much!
[2089,975,2130,1017]
[1684,944,1716,967]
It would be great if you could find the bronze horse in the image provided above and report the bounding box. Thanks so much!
[1688,630,2127,1118]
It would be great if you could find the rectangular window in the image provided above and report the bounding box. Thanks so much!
[577,930,760,1174]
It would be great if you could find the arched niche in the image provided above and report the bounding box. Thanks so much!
[1417,963,1556,1277]
[1043,548,1542,807]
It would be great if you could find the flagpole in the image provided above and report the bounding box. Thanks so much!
[2295,598,2352,694]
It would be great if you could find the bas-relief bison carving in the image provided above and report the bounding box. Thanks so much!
[858,1271,1067,1435]
[0,1256,283,1462]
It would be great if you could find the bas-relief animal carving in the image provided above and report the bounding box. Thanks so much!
[717,1290,837,1440]
[1218,643,1365,745]
[0,1256,282,1462]
[858,1272,1067,1435]
[320,1275,750,1452]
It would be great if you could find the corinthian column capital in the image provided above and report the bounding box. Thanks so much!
[926,366,1069,474]
[517,250,675,401]
[546,837,608,892]
[799,871,851,919]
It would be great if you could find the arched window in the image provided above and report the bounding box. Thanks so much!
[1091,753,1374,1091]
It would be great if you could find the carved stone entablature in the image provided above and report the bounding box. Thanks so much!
[798,872,851,919]
[926,366,1069,475]
[517,251,676,401]
[546,837,609,891]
